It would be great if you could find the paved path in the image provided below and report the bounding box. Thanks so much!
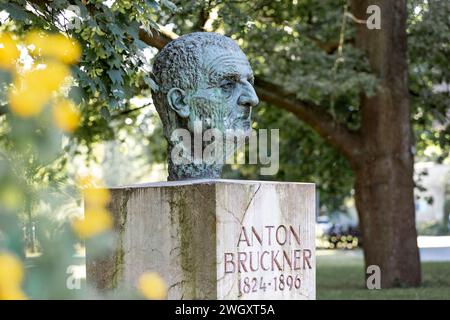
[418,236,450,262]
[420,247,450,262]
[317,236,450,262]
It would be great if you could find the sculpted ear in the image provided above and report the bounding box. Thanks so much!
[167,88,189,118]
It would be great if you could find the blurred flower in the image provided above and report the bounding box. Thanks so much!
[83,188,111,208]
[77,175,103,189]
[0,32,20,70]
[0,287,28,300]
[8,62,70,117]
[8,87,51,117]
[73,175,112,238]
[72,208,113,239]
[0,252,27,300]
[0,253,23,286]
[39,61,71,91]
[138,272,167,300]
[77,175,111,208]
[25,31,81,64]
[0,185,25,210]
[53,99,80,133]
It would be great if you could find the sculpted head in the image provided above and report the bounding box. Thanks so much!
[152,32,259,180]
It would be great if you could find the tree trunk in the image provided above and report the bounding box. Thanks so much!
[351,0,421,287]
[354,162,420,287]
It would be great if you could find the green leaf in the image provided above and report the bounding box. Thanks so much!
[68,86,83,105]
[107,69,124,85]
[161,0,177,12]
[134,39,148,50]
[100,106,111,121]
[0,3,33,22]
[109,24,124,38]
[145,0,160,11]
[144,75,159,92]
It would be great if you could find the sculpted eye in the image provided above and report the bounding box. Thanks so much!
[220,80,235,91]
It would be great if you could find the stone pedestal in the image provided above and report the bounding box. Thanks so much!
[86,179,315,299]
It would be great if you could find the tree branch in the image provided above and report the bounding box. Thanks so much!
[138,28,172,50]
[138,29,361,161]
[112,104,150,118]
[254,78,361,161]
[194,0,212,31]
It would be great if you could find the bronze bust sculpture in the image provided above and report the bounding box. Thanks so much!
[152,32,259,180]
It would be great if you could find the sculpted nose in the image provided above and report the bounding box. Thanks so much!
[238,82,259,108]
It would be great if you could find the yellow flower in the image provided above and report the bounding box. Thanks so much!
[51,33,81,64]
[24,30,47,53]
[0,185,24,210]
[8,87,51,117]
[0,287,28,300]
[25,31,81,64]
[53,100,80,133]
[0,32,20,69]
[83,188,111,208]
[72,208,113,239]
[77,175,111,208]
[0,253,24,288]
[14,62,70,92]
[138,272,167,300]
[39,61,71,91]
[8,62,70,117]
[0,252,27,300]
[77,175,102,189]
[77,174,104,188]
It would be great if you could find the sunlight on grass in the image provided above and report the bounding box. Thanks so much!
[317,249,450,299]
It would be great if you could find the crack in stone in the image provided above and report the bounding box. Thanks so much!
[170,246,181,255]
[224,277,236,298]
[216,271,228,282]
[240,184,261,224]
[220,204,241,224]
[216,184,262,226]
[168,280,187,292]
[221,185,262,299]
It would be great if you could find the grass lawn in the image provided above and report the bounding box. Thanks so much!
[25,248,450,299]
[317,249,450,299]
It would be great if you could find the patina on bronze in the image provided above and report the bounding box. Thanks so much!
[152,32,259,180]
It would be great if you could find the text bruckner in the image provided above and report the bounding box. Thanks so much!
[224,224,313,274]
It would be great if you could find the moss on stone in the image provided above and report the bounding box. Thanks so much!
[112,188,132,288]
